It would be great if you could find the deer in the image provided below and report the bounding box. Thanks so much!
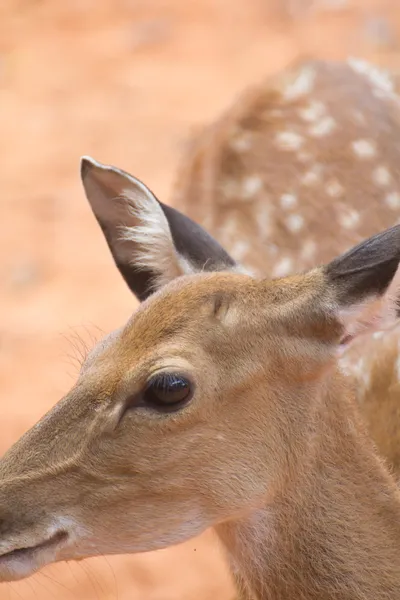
[1,58,400,600]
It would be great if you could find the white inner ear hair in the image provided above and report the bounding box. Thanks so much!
[338,264,400,353]
[118,190,196,290]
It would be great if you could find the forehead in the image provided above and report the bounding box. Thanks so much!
[124,271,252,342]
[85,272,252,370]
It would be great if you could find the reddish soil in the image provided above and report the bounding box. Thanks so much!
[2,1,400,598]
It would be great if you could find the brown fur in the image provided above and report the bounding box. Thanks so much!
[172,57,400,475]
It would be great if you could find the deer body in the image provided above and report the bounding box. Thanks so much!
[173,58,400,275]
[2,60,400,600]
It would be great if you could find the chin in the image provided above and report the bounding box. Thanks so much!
[0,544,62,582]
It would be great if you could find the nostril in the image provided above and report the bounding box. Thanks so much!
[0,530,68,560]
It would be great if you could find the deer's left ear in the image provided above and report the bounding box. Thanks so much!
[80,157,239,301]
[324,225,400,352]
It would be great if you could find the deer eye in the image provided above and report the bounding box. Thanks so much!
[142,373,193,412]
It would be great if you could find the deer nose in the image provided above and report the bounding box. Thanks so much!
[0,523,70,583]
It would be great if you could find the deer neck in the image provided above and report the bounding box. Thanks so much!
[215,373,400,600]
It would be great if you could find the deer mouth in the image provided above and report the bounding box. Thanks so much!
[0,530,68,580]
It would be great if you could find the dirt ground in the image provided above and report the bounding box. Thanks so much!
[2,1,400,598]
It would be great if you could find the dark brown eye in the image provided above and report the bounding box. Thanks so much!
[143,373,192,412]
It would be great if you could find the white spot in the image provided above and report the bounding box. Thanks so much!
[352,139,377,159]
[221,217,239,240]
[350,356,370,390]
[353,357,364,377]
[298,100,326,122]
[268,243,278,256]
[256,202,271,239]
[236,263,255,277]
[268,109,283,118]
[280,193,297,209]
[286,214,305,232]
[339,353,352,374]
[385,191,400,209]
[219,217,242,251]
[338,208,360,229]
[301,239,317,260]
[230,132,252,152]
[302,171,319,186]
[372,166,391,186]
[348,57,394,96]
[297,151,313,163]
[309,116,336,138]
[362,369,370,390]
[241,176,263,199]
[283,66,316,101]
[220,180,239,201]
[351,110,366,125]
[272,257,293,278]
[276,131,304,151]
[232,241,250,260]
[301,164,323,186]
[326,179,344,198]
[396,356,400,383]
[372,330,384,340]
[318,0,348,9]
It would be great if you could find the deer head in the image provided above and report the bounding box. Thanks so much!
[1,157,400,583]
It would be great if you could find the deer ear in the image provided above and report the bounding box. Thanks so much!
[325,225,400,352]
[80,156,238,301]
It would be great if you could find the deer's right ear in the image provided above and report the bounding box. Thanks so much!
[324,224,400,353]
[80,157,238,301]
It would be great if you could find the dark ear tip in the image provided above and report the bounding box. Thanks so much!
[80,156,97,181]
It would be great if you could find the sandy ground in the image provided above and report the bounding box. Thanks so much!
[2,1,400,598]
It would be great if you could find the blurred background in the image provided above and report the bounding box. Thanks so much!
[1,0,400,598]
